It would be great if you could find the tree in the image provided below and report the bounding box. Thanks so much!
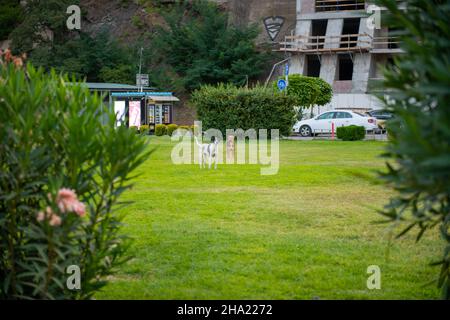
[376,0,450,299]
[314,77,333,107]
[21,31,135,83]
[10,0,79,54]
[9,1,135,83]
[0,0,24,40]
[154,0,271,92]
[274,74,333,118]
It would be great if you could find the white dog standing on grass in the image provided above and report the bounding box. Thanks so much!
[195,136,219,170]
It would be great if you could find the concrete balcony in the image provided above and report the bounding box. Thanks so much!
[278,34,403,54]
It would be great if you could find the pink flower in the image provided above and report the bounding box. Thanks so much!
[4,49,12,62]
[57,188,77,201]
[49,214,62,227]
[49,188,88,219]
[58,198,77,213]
[73,201,86,217]
[13,57,23,68]
[36,206,62,227]
[56,188,78,213]
[37,211,45,222]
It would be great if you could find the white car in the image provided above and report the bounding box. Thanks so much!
[293,111,378,137]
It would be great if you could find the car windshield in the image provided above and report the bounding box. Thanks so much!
[354,112,368,117]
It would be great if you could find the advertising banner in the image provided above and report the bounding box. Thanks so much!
[114,101,126,127]
[129,101,141,128]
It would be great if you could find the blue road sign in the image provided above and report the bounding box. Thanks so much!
[277,79,287,91]
[285,64,289,76]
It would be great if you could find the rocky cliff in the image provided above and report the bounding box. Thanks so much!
[79,0,296,45]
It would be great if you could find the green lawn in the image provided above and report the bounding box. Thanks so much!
[97,137,443,299]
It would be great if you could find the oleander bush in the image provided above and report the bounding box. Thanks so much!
[191,84,297,137]
[166,124,178,136]
[336,125,366,141]
[376,0,450,299]
[0,52,149,299]
[155,124,167,136]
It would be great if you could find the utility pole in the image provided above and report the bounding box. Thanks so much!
[138,47,143,92]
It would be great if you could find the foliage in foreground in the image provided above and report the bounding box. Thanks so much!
[0,54,149,299]
[377,0,450,299]
[191,84,297,137]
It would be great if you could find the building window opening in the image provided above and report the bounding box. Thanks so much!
[306,55,321,77]
[337,55,353,80]
[341,18,360,48]
[388,27,399,49]
[311,19,328,49]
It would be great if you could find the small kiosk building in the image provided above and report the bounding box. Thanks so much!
[82,83,180,129]
[111,92,180,129]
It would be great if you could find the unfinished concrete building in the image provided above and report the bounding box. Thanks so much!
[280,0,402,113]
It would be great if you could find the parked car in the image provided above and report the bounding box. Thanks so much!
[366,109,393,120]
[293,111,378,137]
[366,109,394,129]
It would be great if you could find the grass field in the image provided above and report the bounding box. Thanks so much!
[96,137,443,299]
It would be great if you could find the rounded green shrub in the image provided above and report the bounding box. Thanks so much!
[155,124,167,136]
[336,125,366,141]
[273,74,332,108]
[166,124,179,136]
[179,125,191,132]
[139,125,150,135]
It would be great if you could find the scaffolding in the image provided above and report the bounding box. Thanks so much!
[279,33,372,54]
[371,36,403,53]
[315,0,366,12]
[278,34,402,54]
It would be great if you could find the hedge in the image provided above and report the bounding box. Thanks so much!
[178,125,191,132]
[167,124,179,136]
[155,124,167,136]
[336,125,366,141]
[140,125,150,134]
[191,84,297,137]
